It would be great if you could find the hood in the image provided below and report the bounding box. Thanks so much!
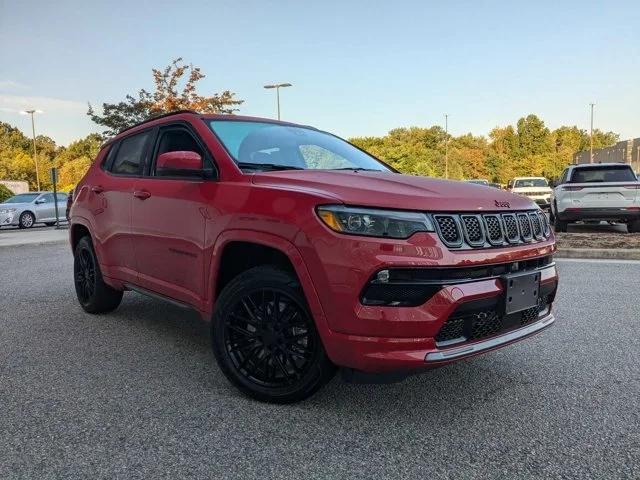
[251,171,536,212]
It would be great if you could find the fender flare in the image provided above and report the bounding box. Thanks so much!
[205,230,331,342]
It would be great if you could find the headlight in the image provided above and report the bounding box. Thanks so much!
[0,208,16,214]
[316,205,434,239]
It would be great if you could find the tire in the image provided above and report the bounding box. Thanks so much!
[554,215,568,233]
[73,235,123,313]
[18,211,35,229]
[212,266,336,403]
[628,220,640,233]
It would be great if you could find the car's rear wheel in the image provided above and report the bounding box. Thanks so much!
[554,216,568,233]
[19,211,35,229]
[74,236,123,313]
[628,219,640,233]
[212,266,335,403]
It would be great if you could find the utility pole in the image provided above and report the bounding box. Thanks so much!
[444,114,449,179]
[23,109,41,190]
[263,83,292,120]
[589,103,595,164]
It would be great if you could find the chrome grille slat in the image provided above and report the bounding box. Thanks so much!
[529,212,543,239]
[502,214,520,243]
[517,213,533,241]
[483,215,504,245]
[434,215,462,247]
[460,215,485,246]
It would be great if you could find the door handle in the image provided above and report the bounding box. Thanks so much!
[91,186,104,194]
[133,190,151,200]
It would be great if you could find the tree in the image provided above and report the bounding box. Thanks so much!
[0,183,14,202]
[55,134,103,190]
[88,57,244,136]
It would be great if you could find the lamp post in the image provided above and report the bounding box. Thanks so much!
[589,103,595,164]
[21,109,43,191]
[263,83,292,120]
[444,114,449,179]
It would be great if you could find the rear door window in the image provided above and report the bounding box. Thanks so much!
[570,166,637,183]
[111,131,151,175]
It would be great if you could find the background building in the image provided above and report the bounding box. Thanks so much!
[574,138,640,172]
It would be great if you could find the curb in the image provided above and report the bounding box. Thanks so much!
[555,248,640,260]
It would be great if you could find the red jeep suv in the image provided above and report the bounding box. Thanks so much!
[69,111,558,403]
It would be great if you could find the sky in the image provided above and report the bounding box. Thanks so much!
[0,0,639,146]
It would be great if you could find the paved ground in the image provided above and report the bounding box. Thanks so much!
[0,225,68,247]
[1,244,638,479]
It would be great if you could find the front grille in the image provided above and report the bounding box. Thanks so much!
[434,215,462,246]
[517,213,533,241]
[432,210,549,249]
[502,214,520,243]
[461,215,484,246]
[435,296,551,344]
[529,212,542,239]
[483,215,504,244]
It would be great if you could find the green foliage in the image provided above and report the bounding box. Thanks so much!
[351,114,619,184]
[0,183,14,202]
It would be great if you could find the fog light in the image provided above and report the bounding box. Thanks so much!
[376,270,390,283]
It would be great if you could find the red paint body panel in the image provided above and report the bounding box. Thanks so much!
[70,112,558,375]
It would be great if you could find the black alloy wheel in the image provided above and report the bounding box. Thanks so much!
[73,236,123,313]
[212,266,335,403]
[224,288,317,388]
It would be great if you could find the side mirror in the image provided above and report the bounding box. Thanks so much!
[156,151,203,177]
[35,199,46,204]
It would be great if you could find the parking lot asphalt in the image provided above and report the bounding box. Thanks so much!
[0,225,68,247]
[1,243,638,479]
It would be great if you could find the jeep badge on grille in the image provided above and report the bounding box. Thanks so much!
[495,200,510,208]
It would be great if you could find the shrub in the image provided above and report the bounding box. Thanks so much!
[0,184,14,203]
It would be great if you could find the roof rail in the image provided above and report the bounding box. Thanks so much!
[117,109,199,136]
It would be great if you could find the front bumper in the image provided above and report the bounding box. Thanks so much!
[320,262,558,373]
[0,212,17,226]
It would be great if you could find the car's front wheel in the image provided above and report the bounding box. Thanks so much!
[212,266,335,403]
[18,211,35,229]
[74,236,123,313]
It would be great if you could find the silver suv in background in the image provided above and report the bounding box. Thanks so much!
[0,192,68,229]
[550,163,640,232]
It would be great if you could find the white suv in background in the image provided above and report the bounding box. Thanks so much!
[550,163,640,233]
[508,177,552,208]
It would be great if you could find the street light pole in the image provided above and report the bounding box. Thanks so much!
[589,103,595,164]
[22,109,41,191]
[263,83,292,120]
[444,114,449,179]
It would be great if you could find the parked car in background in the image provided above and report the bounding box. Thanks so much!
[464,179,490,186]
[508,177,552,208]
[69,110,558,403]
[0,192,68,228]
[550,163,640,232]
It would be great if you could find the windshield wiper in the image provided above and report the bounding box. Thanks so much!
[237,162,304,172]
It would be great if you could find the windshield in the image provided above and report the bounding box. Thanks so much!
[570,166,637,183]
[514,178,548,188]
[3,193,39,204]
[209,120,390,172]
[466,179,489,185]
